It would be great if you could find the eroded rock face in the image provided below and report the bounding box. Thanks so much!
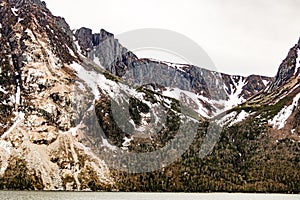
[0,0,114,190]
[268,41,300,92]
[76,28,273,117]
[75,28,135,77]
[76,28,273,104]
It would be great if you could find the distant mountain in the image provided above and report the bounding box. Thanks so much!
[111,39,300,193]
[0,0,299,193]
[75,27,273,118]
[268,40,300,92]
[220,38,300,136]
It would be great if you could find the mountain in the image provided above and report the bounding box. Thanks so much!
[268,40,300,92]
[110,40,300,193]
[220,38,300,135]
[0,0,299,193]
[75,27,273,118]
[0,0,113,190]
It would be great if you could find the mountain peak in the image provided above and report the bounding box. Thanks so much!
[267,39,300,92]
[75,28,115,53]
[4,0,46,8]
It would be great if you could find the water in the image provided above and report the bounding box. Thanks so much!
[0,191,299,200]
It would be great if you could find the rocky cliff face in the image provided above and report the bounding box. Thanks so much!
[75,28,136,77]
[0,0,113,190]
[75,28,273,117]
[268,40,300,92]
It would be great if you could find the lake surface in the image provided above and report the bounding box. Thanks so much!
[0,191,299,200]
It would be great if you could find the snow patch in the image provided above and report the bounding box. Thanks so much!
[163,80,247,118]
[121,136,132,150]
[135,112,152,132]
[71,62,101,99]
[16,86,21,105]
[216,112,237,126]
[291,129,296,134]
[216,110,249,126]
[11,7,19,16]
[71,62,122,99]
[17,17,24,23]
[262,79,269,86]
[101,137,117,151]
[67,46,76,58]
[122,137,132,147]
[70,127,78,137]
[0,85,8,94]
[269,93,300,129]
[0,140,12,155]
[74,38,85,57]
[93,56,101,66]
[162,87,181,100]
[224,77,246,109]
[162,87,211,118]
[1,112,25,139]
[229,110,250,126]
[161,61,187,73]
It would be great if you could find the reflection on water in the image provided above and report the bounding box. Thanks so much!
[0,191,299,200]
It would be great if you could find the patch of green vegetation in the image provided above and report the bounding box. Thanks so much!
[260,97,289,119]
[103,71,120,82]
[231,95,290,122]
[136,87,158,104]
[170,100,180,113]
[165,109,181,132]
[181,105,201,121]
[95,96,127,147]
[112,107,300,193]
[93,85,299,193]
[231,103,260,113]
[129,97,150,125]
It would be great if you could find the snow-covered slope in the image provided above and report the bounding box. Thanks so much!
[217,39,300,142]
[75,28,273,119]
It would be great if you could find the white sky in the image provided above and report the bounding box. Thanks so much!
[44,0,300,76]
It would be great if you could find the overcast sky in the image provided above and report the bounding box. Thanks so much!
[44,0,300,76]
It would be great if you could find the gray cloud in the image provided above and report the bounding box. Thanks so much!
[45,0,300,76]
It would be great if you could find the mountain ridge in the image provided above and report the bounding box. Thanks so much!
[75,27,273,117]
